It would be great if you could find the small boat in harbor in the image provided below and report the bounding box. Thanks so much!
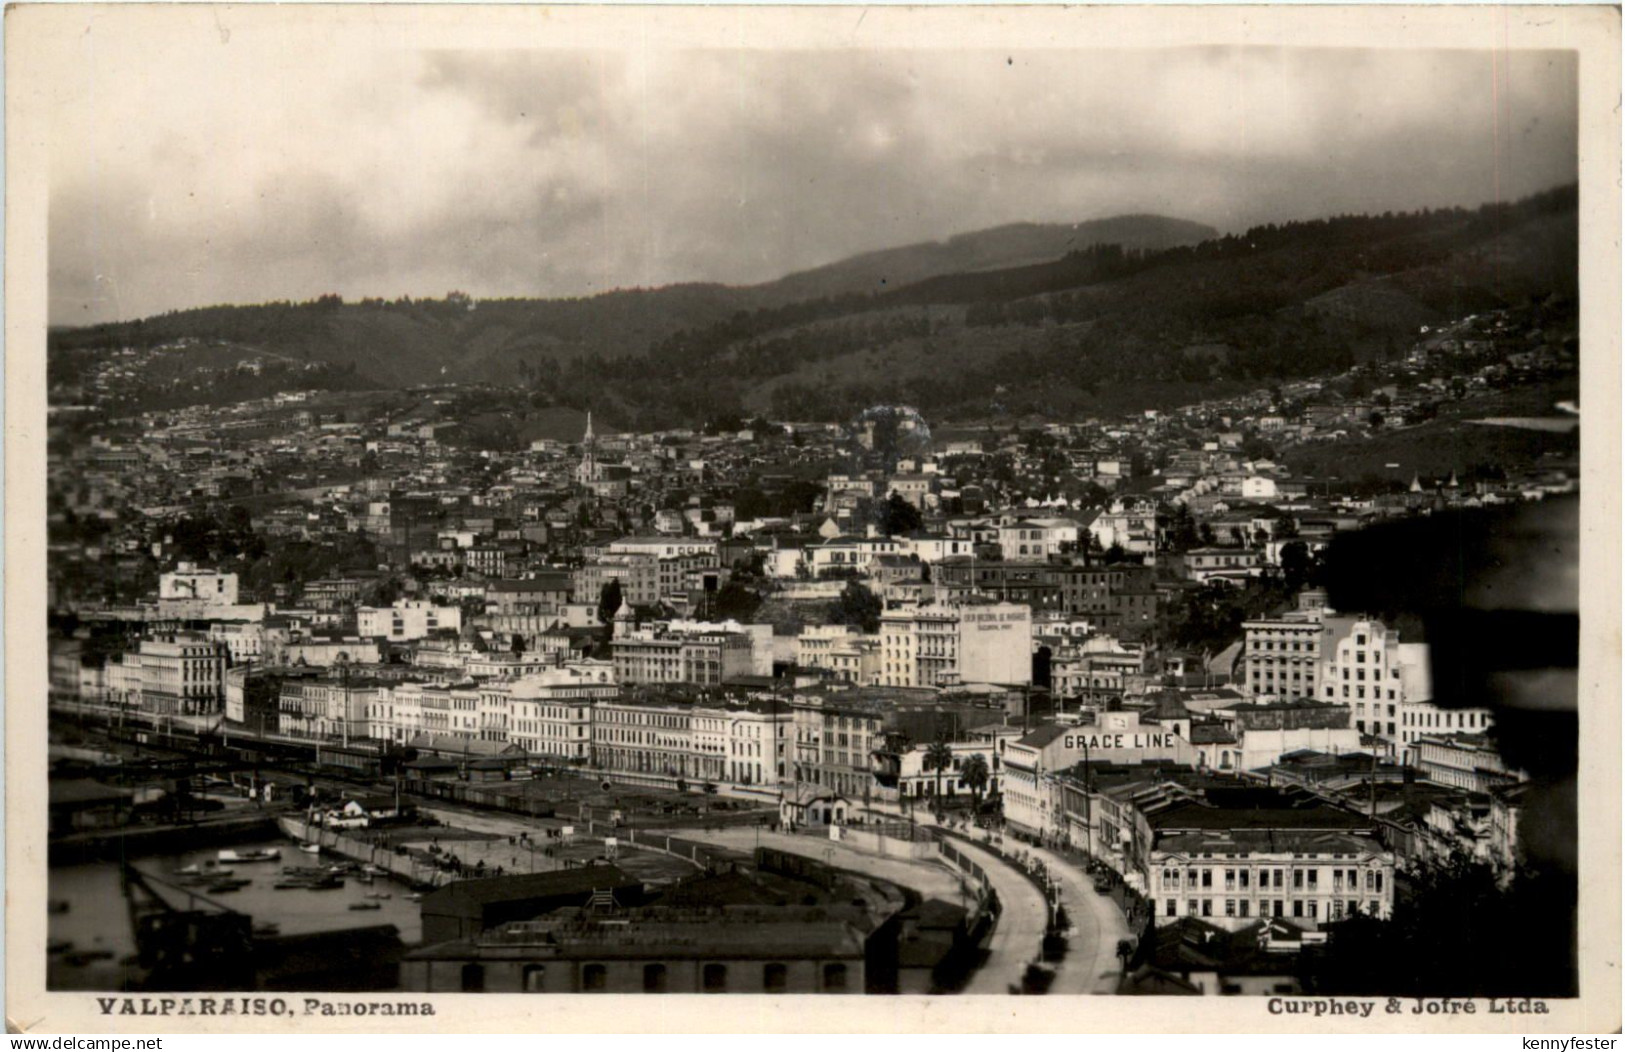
[299,843,321,855]
[48,899,70,915]
[175,861,234,878]
[361,863,389,876]
[405,892,422,902]
[348,901,382,911]
[207,878,253,893]
[47,939,74,954]
[219,848,281,863]
[365,892,392,900]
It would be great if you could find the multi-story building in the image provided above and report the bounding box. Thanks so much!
[805,536,907,578]
[463,545,515,579]
[605,536,720,562]
[790,694,889,798]
[797,625,863,670]
[995,517,1079,561]
[893,740,1001,801]
[1183,548,1263,584]
[1145,792,1396,931]
[823,636,882,686]
[502,665,614,760]
[1049,639,1149,706]
[886,473,936,510]
[574,557,658,609]
[278,675,377,742]
[1316,616,1496,754]
[1397,700,1493,748]
[597,696,789,789]
[576,550,720,610]
[208,620,267,663]
[357,599,464,642]
[301,576,367,612]
[1203,700,1363,774]
[1002,711,1199,841]
[1241,612,1328,701]
[1317,617,1403,738]
[137,633,227,716]
[1087,501,1158,555]
[1413,733,1526,793]
[488,574,573,617]
[796,626,880,685]
[880,605,959,688]
[933,559,1157,632]
[401,906,867,994]
[591,698,705,782]
[372,680,482,745]
[158,564,239,606]
[899,534,973,564]
[723,704,790,788]
[104,652,146,713]
[612,629,755,687]
[879,601,1031,688]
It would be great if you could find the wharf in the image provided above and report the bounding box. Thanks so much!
[50,813,280,865]
[277,816,453,889]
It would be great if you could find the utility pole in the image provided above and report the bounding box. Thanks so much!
[339,658,350,750]
[1368,746,1378,817]
[1082,734,1093,862]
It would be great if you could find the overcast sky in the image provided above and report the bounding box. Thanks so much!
[48,41,1577,326]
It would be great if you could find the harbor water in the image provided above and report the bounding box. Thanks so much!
[47,837,423,990]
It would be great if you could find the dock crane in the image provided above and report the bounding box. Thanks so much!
[120,864,256,990]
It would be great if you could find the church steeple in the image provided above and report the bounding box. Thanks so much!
[577,411,600,487]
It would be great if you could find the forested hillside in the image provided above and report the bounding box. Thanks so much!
[49,186,1576,429]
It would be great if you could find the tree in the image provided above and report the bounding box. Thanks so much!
[1280,540,1313,591]
[828,581,882,634]
[1241,436,1276,462]
[366,576,404,607]
[597,580,624,625]
[1303,853,1576,997]
[923,741,955,803]
[878,493,924,536]
[1166,504,1200,553]
[732,487,771,521]
[715,579,762,621]
[961,753,990,806]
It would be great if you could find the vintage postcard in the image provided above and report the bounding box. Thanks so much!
[5,3,1620,1035]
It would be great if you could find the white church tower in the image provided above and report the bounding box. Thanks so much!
[576,412,600,487]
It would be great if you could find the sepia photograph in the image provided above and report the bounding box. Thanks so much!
[5,2,1620,1035]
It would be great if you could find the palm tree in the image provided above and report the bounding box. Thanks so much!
[923,741,954,804]
[961,753,990,807]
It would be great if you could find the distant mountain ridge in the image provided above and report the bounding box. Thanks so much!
[756,215,1217,304]
[48,189,1578,430]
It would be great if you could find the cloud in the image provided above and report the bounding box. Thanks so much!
[47,40,1578,324]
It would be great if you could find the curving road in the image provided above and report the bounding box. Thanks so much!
[937,835,1051,994]
[672,824,1057,994]
[672,825,966,903]
[1019,840,1131,994]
